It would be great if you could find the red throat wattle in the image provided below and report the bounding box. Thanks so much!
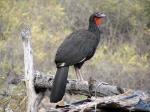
[94,17,102,26]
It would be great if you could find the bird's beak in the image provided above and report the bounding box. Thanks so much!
[96,12,106,18]
[100,13,106,18]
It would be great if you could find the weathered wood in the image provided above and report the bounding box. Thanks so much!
[21,26,43,112]
[47,90,149,112]
[34,72,124,97]
[34,73,150,112]
[66,90,149,112]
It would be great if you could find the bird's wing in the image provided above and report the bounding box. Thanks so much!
[55,31,98,66]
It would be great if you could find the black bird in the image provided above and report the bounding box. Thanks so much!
[50,12,106,103]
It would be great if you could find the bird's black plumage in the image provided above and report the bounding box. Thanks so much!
[50,12,106,103]
[55,30,99,67]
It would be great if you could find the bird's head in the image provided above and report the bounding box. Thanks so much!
[89,12,106,31]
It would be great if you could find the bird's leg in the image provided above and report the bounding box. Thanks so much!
[74,67,88,85]
[78,69,84,81]
[75,67,84,81]
[74,67,80,80]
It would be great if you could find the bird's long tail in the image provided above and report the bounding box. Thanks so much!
[50,66,69,103]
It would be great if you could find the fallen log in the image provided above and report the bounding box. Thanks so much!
[34,72,124,97]
[3,72,150,112]
[33,72,150,112]
[67,90,150,112]
[48,90,150,112]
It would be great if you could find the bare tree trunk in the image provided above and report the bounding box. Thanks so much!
[21,26,43,112]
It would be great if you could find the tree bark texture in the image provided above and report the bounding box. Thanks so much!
[21,26,43,112]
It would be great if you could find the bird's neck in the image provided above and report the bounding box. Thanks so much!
[88,23,101,41]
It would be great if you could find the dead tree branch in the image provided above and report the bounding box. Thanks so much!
[21,26,43,112]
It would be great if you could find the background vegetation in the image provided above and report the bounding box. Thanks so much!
[0,0,150,111]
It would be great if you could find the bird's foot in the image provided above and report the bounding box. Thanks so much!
[79,80,88,85]
[75,78,88,85]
